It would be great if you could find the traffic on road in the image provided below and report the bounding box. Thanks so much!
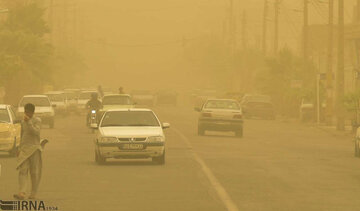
[1,1,360,211]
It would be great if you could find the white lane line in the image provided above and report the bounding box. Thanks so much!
[171,128,239,211]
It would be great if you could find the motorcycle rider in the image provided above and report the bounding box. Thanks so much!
[85,93,102,126]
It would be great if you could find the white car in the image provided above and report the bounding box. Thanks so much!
[195,99,244,137]
[93,108,169,165]
[45,91,68,114]
[64,89,80,113]
[17,95,55,128]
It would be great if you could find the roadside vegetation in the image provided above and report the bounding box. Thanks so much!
[0,2,86,105]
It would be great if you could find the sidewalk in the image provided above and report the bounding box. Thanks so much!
[311,124,354,138]
[276,116,355,138]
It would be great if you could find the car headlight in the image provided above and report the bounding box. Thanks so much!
[100,137,118,143]
[147,136,165,142]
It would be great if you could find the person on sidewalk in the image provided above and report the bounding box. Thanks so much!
[13,103,48,200]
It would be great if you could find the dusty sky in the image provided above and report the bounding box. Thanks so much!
[50,0,359,91]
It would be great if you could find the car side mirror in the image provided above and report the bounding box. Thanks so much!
[162,122,170,129]
[194,107,201,112]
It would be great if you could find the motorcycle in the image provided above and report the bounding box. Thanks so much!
[87,109,97,133]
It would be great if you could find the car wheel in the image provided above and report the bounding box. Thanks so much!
[198,126,205,136]
[235,127,243,138]
[95,150,106,164]
[9,139,17,157]
[152,151,165,165]
[355,139,360,157]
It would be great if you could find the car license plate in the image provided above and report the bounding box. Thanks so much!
[121,144,144,150]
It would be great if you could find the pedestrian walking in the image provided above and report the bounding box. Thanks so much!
[13,103,48,200]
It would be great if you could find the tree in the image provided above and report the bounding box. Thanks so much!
[256,48,317,117]
[0,3,51,104]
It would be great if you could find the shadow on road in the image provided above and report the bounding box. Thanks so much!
[87,160,160,166]
[200,133,240,139]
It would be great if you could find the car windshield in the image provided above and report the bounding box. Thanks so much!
[204,100,240,110]
[102,96,131,105]
[20,97,51,107]
[79,92,96,100]
[0,109,10,123]
[47,94,64,102]
[101,111,160,127]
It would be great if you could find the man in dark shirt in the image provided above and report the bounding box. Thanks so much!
[85,93,102,125]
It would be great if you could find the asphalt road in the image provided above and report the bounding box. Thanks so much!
[1,105,360,211]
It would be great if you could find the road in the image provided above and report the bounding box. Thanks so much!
[1,104,360,211]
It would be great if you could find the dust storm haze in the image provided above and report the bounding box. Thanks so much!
[2,1,360,211]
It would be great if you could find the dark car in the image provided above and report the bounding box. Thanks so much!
[240,94,275,119]
[156,90,178,106]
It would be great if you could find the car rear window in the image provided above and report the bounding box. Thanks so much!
[204,100,240,110]
[20,97,51,107]
[102,96,131,105]
[47,94,64,102]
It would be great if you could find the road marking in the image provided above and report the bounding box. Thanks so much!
[171,128,239,211]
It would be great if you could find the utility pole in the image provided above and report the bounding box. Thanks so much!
[357,0,360,21]
[326,0,334,125]
[336,0,345,130]
[62,0,69,48]
[229,0,236,50]
[262,0,268,55]
[48,0,54,45]
[303,0,309,60]
[274,0,280,54]
[241,11,247,49]
[73,1,78,51]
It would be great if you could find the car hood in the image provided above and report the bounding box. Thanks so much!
[99,127,163,137]
[18,107,53,113]
[101,105,135,111]
[0,123,11,132]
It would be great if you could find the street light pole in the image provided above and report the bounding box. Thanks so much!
[303,0,309,60]
[336,0,345,130]
[326,0,334,125]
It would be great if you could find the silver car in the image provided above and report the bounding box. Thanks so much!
[195,99,244,137]
[93,108,170,165]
